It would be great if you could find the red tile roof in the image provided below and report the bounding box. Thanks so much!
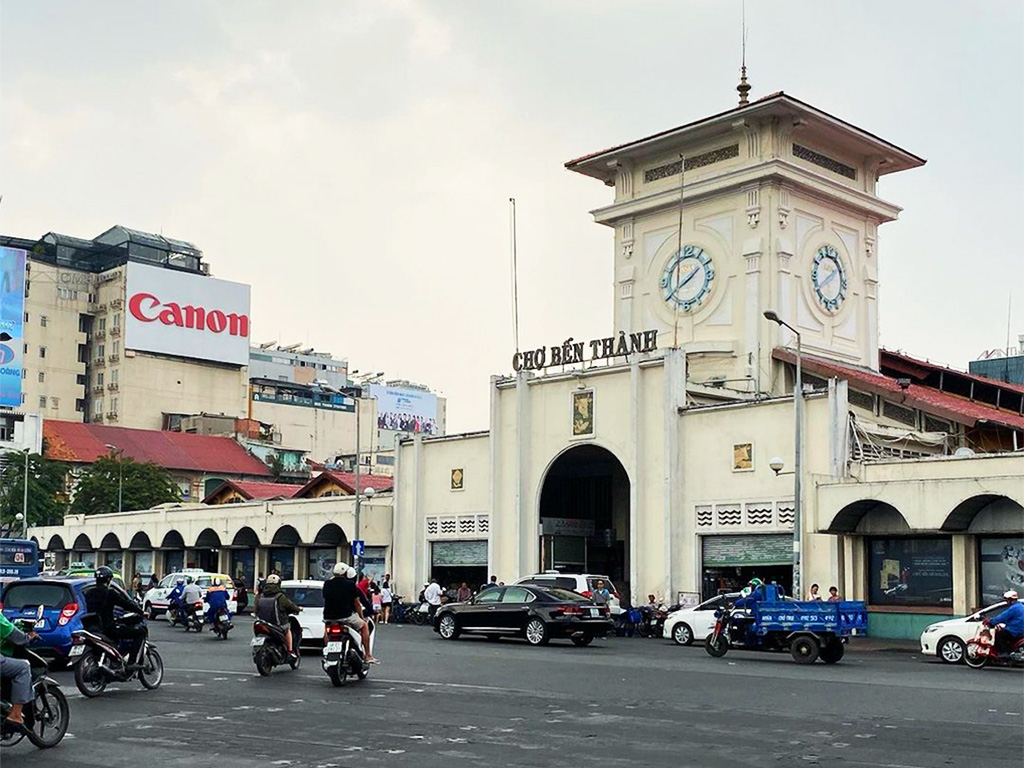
[202,480,303,504]
[296,469,393,496]
[772,349,1024,431]
[44,420,273,476]
[881,348,1024,396]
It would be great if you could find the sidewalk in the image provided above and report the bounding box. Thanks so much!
[846,636,920,654]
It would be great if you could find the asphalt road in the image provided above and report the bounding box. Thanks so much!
[6,617,1022,767]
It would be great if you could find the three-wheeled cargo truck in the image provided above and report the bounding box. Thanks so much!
[704,584,868,664]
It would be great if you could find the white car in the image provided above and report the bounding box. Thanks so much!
[281,579,328,648]
[515,572,623,615]
[143,569,238,618]
[663,593,739,646]
[919,602,1011,664]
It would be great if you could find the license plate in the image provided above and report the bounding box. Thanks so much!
[218,614,228,622]
[324,641,343,653]
[69,645,85,657]
[250,637,265,647]
[590,608,599,617]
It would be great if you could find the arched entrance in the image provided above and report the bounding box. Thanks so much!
[538,444,630,599]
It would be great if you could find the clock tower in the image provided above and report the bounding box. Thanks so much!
[565,92,925,396]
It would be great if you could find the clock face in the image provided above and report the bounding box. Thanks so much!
[811,245,847,312]
[661,245,715,311]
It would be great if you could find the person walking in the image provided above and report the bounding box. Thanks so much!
[423,577,443,620]
[827,586,841,602]
[380,580,393,624]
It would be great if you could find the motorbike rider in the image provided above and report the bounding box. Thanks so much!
[205,578,231,627]
[323,563,378,664]
[983,590,1024,654]
[179,578,203,625]
[728,578,765,645]
[254,574,301,655]
[83,566,147,668]
[0,611,36,731]
[167,577,186,620]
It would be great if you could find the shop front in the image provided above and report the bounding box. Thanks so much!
[978,536,1024,607]
[431,540,488,595]
[701,534,794,600]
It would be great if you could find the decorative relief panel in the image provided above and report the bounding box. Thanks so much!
[644,144,740,183]
[792,144,856,180]
[426,515,490,540]
[716,504,742,527]
[696,505,713,527]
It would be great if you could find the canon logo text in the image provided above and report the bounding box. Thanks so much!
[129,292,250,338]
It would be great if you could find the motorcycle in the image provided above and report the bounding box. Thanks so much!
[251,616,303,676]
[0,610,71,750]
[209,606,233,640]
[322,618,376,688]
[965,622,1024,669]
[170,601,204,632]
[71,613,164,698]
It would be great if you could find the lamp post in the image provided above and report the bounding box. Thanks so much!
[22,448,29,537]
[763,309,802,598]
[105,444,124,514]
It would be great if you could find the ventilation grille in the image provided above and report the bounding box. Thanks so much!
[458,516,475,535]
[426,518,438,536]
[923,414,951,434]
[848,389,875,412]
[439,517,457,536]
[882,400,917,427]
[644,144,740,183]
[476,515,490,534]
[777,503,795,527]
[426,515,489,539]
[792,143,856,179]
[716,505,742,527]
[746,505,773,526]
[696,505,713,527]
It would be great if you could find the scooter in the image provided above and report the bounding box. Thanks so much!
[71,613,164,698]
[179,601,204,632]
[322,617,376,687]
[209,606,233,640]
[965,623,1024,669]
[0,610,70,750]
[251,616,303,676]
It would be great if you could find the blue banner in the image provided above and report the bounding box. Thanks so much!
[0,247,26,408]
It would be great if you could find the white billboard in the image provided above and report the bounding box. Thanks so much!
[370,384,439,435]
[125,262,251,366]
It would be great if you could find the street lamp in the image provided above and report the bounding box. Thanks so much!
[21,448,29,537]
[14,513,25,540]
[355,485,375,578]
[104,444,124,513]
[763,309,803,598]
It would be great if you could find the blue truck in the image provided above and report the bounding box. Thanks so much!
[704,584,868,664]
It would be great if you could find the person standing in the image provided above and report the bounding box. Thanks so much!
[423,577,443,620]
[480,575,498,592]
[456,582,472,602]
[236,583,249,615]
[592,580,611,607]
[827,586,841,602]
[380,580,393,624]
[807,584,822,601]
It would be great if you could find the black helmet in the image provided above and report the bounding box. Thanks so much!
[95,566,114,585]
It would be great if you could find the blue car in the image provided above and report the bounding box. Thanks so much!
[0,577,94,668]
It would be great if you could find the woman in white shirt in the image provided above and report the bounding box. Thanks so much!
[380,581,394,624]
[807,583,822,601]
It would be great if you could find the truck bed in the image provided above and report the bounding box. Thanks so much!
[752,600,867,636]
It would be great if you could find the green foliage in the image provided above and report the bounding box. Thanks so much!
[267,453,285,481]
[70,456,181,515]
[0,451,68,528]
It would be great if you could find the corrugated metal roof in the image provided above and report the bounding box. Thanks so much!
[202,480,302,503]
[44,420,273,476]
[296,470,393,496]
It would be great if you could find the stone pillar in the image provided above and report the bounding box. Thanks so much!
[294,547,306,580]
[516,371,534,580]
[153,551,165,579]
[743,240,762,392]
[664,349,686,602]
[952,534,975,616]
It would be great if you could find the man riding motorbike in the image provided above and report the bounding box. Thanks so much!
[984,590,1024,655]
[0,611,36,732]
[323,563,377,664]
[253,574,301,655]
[205,578,231,627]
[83,566,147,668]
[167,578,186,621]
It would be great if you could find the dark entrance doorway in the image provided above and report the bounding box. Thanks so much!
[538,445,630,600]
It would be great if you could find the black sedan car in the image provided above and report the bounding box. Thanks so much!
[433,585,613,646]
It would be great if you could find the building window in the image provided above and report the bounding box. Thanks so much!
[38,372,45,383]
[113,341,120,355]
[979,537,1024,607]
[38,346,46,358]
[113,313,120,327]
[21,369,26,379]
[96,344,105,359]
[98,318,106,332]
[24,311,29,322]
[93,399,103,416]
[868,538,952,608]
[111,397,118,412]
[111,369,118,384]
[40,315,48,327]
[97,372,104,386]
[39,396,47,409]
[51,397,59,408]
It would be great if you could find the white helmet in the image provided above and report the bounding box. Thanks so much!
[333,562,356,579]
[266,574,281,586]
[1004,590,1019,600]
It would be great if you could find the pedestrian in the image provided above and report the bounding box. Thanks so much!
[456,582,472,602]
[592,580,610,607]
[130,572,142,600]
[827,586,841,602]
[480,575,498,592]
[236,583,249,615]
[807,584,822,601]
[148,573,159,592]
[423,576,443,620]
[256,573,266,596]
[381,580,393,624]
[357,573,371,599]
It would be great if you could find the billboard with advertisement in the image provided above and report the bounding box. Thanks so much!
[125,262,251,366]
[0,247,27,408]
[370,384,438,435]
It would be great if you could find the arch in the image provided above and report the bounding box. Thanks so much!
[160,530,185,550]
[826,500,910,534]
[128,531,152,550]
[46,534,66,552]
[313,523,347,547]
[99,532,121,551]
[536,443,631,592]
[195,528,222,548]
[943,494,1024,532]
[271,525,301,547]
[231,527,261,547]
[72,534,92,551]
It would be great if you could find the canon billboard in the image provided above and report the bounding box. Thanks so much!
[125,262,251,366]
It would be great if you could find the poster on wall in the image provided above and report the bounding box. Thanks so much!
[869,538,953,606]
[979,538,1024,606]
[0,247,26,407]
[370,384,438,435]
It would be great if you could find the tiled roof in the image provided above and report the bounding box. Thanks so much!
[296,470,394,496]
[44,420,273,476]
[772,349,1024,431]
[203,480,303,504]
[881,348,1024,396]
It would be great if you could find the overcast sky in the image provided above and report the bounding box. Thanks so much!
[2,1,1022,433]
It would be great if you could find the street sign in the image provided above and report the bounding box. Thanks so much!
[351,540,365,558]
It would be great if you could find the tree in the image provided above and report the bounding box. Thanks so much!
[0,451,69,529]
[267,453,285,482]
[70,456,181,516]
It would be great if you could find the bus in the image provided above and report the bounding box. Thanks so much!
[0,538,40,583]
